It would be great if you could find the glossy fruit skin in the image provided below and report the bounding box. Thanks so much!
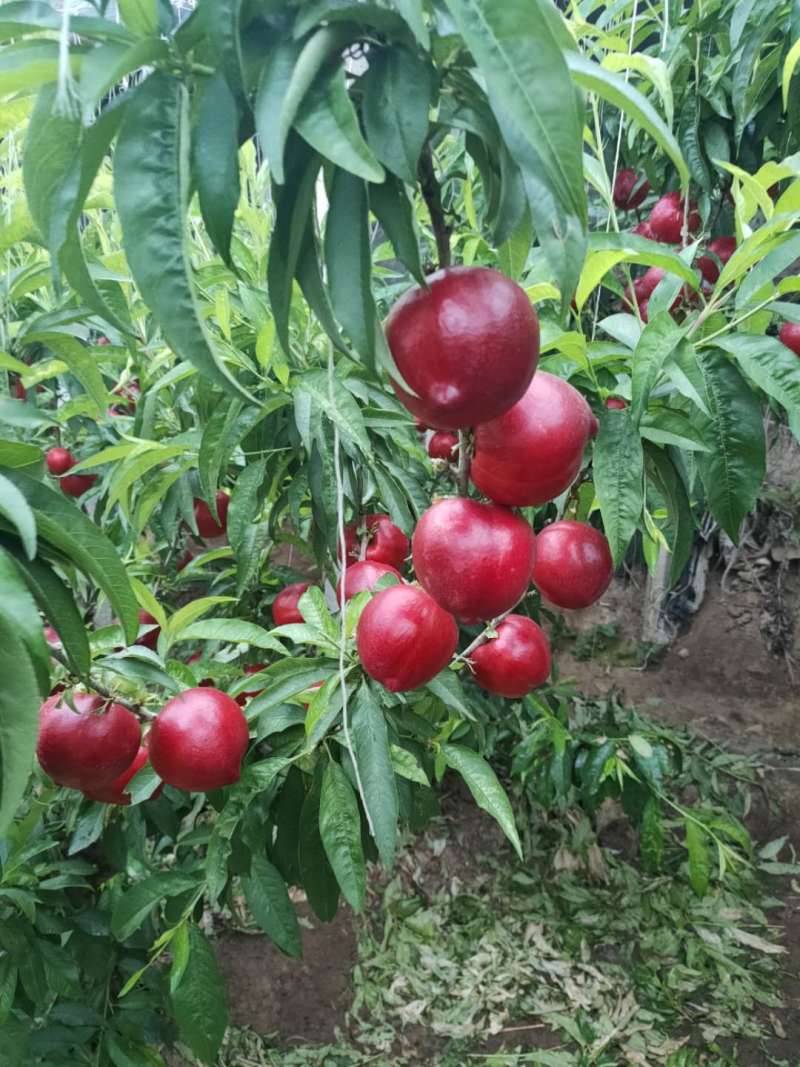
[532,521,613,610]
[632,220,655,240]
[427,430,459,461]
[338,560,402,601]
[342,513,409,569]
[136,610,160,651]
[697,236,736,285]
[606,397,627,410]
[469,615,551,698]
[778,322,800,356]
[634,266,666,303]
[37,693,141,790]
[386,266,540,430]
[46,447,75,476]
[83,745,161,806]
[613,169,650,211]
[648,191,701,244]
[272,581,311,626]
[357,584,458,692]
[412,498,536,624]
[60,473,97,498]
[148,687,249,792]
[193,491,229,539]
[471,372,598,508]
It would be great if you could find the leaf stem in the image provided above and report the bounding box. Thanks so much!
[418,144,451,271]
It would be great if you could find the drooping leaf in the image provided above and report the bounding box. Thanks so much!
[111,872,201,941]
[440,743,522,859]
[593,410,645,566]
[319,759,366,911]
[324,169,376,366]
[171,925,228,1066]
[0,472,36,560]
[0,614,43,836]
[630,314,685,425]
[193,71,240,267]
[298,766,340,921]
[361,46,433,184]
[684,818,711,897]
[350,681,398,867]
[242,854,302,957]
[197,0,245,101]
[0,549,49,698]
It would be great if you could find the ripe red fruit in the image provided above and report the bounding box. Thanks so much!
[427,430,459,461]
[532,521,614,610]
[83,745,161,806]
[638,299,649,323]
[37,692,141,790]
[779,322,800,356]
[613,169,650,211]
[46,447,75,476]
[193,491,229,539]
[648,191,701,244]
[415,418,428,432]
[469,615,551,698]
[634,267,666,303]
[357,584,458,692]
[632,220,656,240]
[60,472,97,498]
[136,610,160,651]
[272,581,311,626]
[12,378,26,400]
[471,372,598,508]
[338,560,402,601]
[236,663,267,706]
[606,397,627,410]
[176,548,194,572]
[342,513,408,569]
[148,687,249,791]
[697,236,736,285]
[43,625,61,648]
[412,498,536,624]
[386,266,540,430]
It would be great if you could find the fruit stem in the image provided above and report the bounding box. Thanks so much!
[455,430,471,497]
[418,144,451,271]
[453,607,515,666]
[48,648,143,717]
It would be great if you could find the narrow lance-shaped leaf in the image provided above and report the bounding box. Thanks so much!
[350,681,399,867]
[171,925,228,1066]
[0,549,50,699]
[0,614,41,837]
[319,759,366,911]
[242,854,302,957]
[361,45,433,184]
[324,169,376,367]
[193,71,240,268]
[440,743,522,859]
[593,409,645,566]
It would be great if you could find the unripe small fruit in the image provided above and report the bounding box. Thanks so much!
[272,581,311,626]
[60,472,97,498]
[136,610,160,651]
[37,693,141,790]
[469,615,551,698]
[386,266,540,429]
[532,521,613,610]
[193,491,229,539]
[148,687,249,791]
[412,498,536,624]
[338,560,402,601]
[648,191,701,244]
[779,322,800,356]
[613,169,650,211]
[697,236,736,285]
[357,584,457,692]
[83,745,161,806]
[342,513,408,569]
[605,397,627,410]
[46,447,75,476]
[471,372,598,508]
[427,430,459,461]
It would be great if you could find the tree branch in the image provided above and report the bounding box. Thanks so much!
[456,430,472,497]
[49,647,144,716]
[418,144,451,271]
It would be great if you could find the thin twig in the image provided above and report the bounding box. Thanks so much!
[48,647,142,715]
[456,430,471,497]
[418,143,451,271]
[453,607,515,665]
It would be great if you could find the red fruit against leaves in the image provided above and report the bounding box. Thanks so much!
[638,299,649,323]
[148,687,249,792]
[648,191,701,244]
[532,521,613,610]
[236,663,267,706]
[613,169,650,211]
[176,549,194,572]
[427,431,459,461]
[632,220,656,240]
[634,267,666,303]
[60,472,97,498]
[272,581,311,626]
[357,584,458,692]
[12,378,26,400]
[605,397,627,410]
[386,266,540,430]
[779,322,800,356]
[46,447,75,475]
[471,372,598,508]
[193,491,229,539]
[469,615,551,698]
[338,560,402,601]
[697,236,736,285]
[37,693,141,791]
[412,498,536,624]
[136,610,160,651]
[342,513,409,569]
[44,625,61,648]
[83,746,161,806]
[97,336,111,345]
[415,419,428,432]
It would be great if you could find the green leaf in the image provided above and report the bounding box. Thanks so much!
[0,615,42,837]
[1,470,139,645]
[79,39,169,121]
[390,744,429,786]
[565,54,689,187]
[295,64,385,183]
[0,440,43,474]
[228,459,266,553]
[640,796,664,874]
[242,854,302,957]
[0,550,49,698]
[0,42,71,97]
[198,0,245,101]
[350,682,398,867]
[440,743,522,859]
[171,925,228,1066]
[233,658,334,708]
[362,46,432,184]
[783,36,800,110]
[371,465,413,535]
[0,473,36,560]
[111,872,200,941]
[693,349,766,541]
[426,670,475,721]
[324,169,376,366]
[576,233,699,310]
[118,0,158,36]
[296,370,371,455]
[177,619,285,654]
[684,818,710,897]
[299,766,340,922]
[25,333,108,414]
[593,410,645,566]
[319,760,366,911]
[114,71,249,399]
[630,314,685,425]
[389,0,429,48]
[640,408,711,452]
[715,334,800,414]
[193,72,240,268]
[368,174,425,285]
[645,446,695,587]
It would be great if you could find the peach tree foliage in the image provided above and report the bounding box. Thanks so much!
[0,0,798,1063]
